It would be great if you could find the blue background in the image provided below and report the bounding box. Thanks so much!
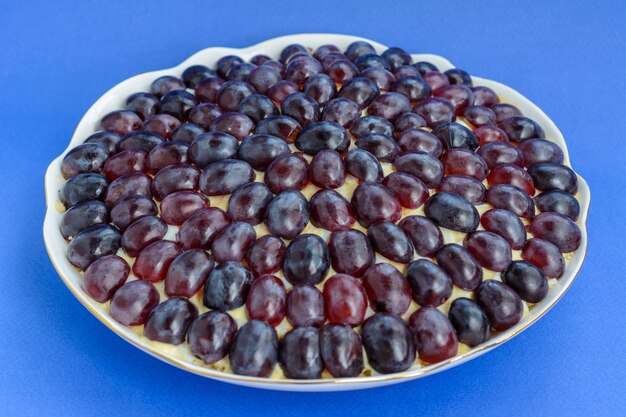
[2,1,625,415]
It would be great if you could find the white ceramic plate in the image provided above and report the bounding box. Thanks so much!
[43,33,590,391]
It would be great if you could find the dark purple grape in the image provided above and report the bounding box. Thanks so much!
[109,280,159,326]
[463,105,496,127]
[82,255,129,302]
[320,98,360,128]
[195,77,226,104]
[226,63,256,81]
[519,139,564,167]
[321,52,348,70]
[355,54,390,72]
[151,164,199,200]
[477,141,525,169]
[216,80,256,113]
[121,215,168,257]
[295,121,350,155]
[433,122,478,151]
[303,74,336,106]
[535,190,580,221]
[237,134,290,171]
[229,320,278,377]
[182,64,215,88]
[188,103,223,130]
[251,54,271,65]
[481,209,527,250]
[308,150,345,189]
[61,143,109,179]
[309,189,355,231]
[382,171,429,208]
[286,285,325,328]
[423,71,450,93]
[199,159,255,196]
[84,131,121,154]
[283,234,330,286]
[281,92,320,127]
[110,195,157,230]
[409,306,458,363]
[164,249,214,298]
[143,298,197,344]
[104,172,151,207]
[367,92,412,122]
[176,208,229,250]
[393,65,421,79]
[146,141,189,173]
[363,263,411,315]
[227,182,272,225]
[406,259,453,307]
[412,97,455,128]
[345,41,376,61]
[442,149,488,180]
[475,280,523,331]
[284,56,322,85]
[60,173,108,208]
[414,61,438,75]
[327,59,359,84]
[280,44,309,64]
[260,60,286,76]
[350,115,394,138]
[203,262,253,311]
[345,149,384,182]
[448,298,490,347]
[151,75,185,97]
[246,65,282,94]
[246,235,285,277]
[393,151,444,188]
[211,221,256,263]
[159,89,198,120]
[438,175,486,205]
[529,212,581,252]
[216,55,244,78]
[436,244,483,290]
[132,240,182,282]
[351,182,402,227]
[278,327,322,379]
[170,123,204,144]
[100,110,142,136]
[394,112,427,132]
[314,44,340,60]
[142,114,181,139]
[435,85,474,115]
[368,221,414,263]
[522,238,565,278]
[395,128,443,157]
[246,274,286,327]
[337,77,380,108]
[264,191,309,239]
[486,184,535,219]
[209,112,254,141]
[361,67,395,90]
[502,261,548,303]
[381,47,412,71]
[60,200,109,240]
[254,115,301,143]
[125,92,159,121]
[464,231,512,271]
[355,133,400,162]
[237,94,279,123]
[327,229,373,277]
[475,126,510,147]
[472,86,500,107]
[267,80,300,104]
[160,191,208,225]
[398,215,444,257]
[391,76,431,103]
[488,163,536,195]
[117,131,164,153]
[498,116,544,143]
[319,324,363,377]
[188,311,237,364]
[445,68,472,86]
[67,224,121,270]
[361,313,415,374]
[527,163,578,195]
[264,153,309,194]
[189,131,238,168]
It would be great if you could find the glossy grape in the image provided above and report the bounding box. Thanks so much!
[104,172,151,207]
[110,195,157,230]
[464,231,512,271]
[481,208,527,250]
[337,77,380,108]
[391,76,431,103]
[474,125,509,145]
[308,150,345,189]
[284,55,322,85]
[432,122,478,151]
[488,163,536,195]
[435,85,474,115]
[267,80,300,103]
[471,86,499,107]
[406,259,453,307]
[209,112,254,141]
[363,263,411,315]
[84,130,121,153]
[382,171,429,208]
[319,324,364,378]
[442,148,488,180]
[195,77,226,103]
[309,189,356,231]
[109,280,159,326]
[529,212,581,252]
[188,311,237,364]
[216,80,256,112]
[368,221,414,263]
[226,182,272,225]
[203,262,254,311]
[281,92,321,128]
[237,93,279,124]
[146,141,189,173]
[286,285,325,328]
[448,297,490,347]
[436,244,483,290]
[345,149,384,182]
[61,143,109,179]
[414,61,438,75]
[295,121,350,155]
[103,149,147,180]
[237,134,290,171]
[498,116,544,143]
[188,103,223,130]
[445,68,472,86]
[398,215,444,257]
[502,261,548,303]
[393,151,444,188]
[409,306,458,364]
[150,164,199,200]
[125,92,159,121]
[320,98,360,128]
[164,249,214,298]
[327,59,359,84]
[132,240,182,282]
[82,255,129,302]
[121,215,168,257]
[144,298,198,344]
[424,192,479,232]
[527,163,578,195]
[159,89,197,120]
[351,182,402,227]
[283,234,330,286]
[361,313,415,374]
[151,75,185,97]
[438,175,486,205]
[522,238,565,278]
[246,65,282,94]
[189,132,238,168]
[477,141,525,169]
[60,173,108,208]
[303,74,336,106]
[211,221,256,263]
[519,139,564,167]
[67,224,121,270]
[254,115,301,143]
[412,97,455,128]
[176,207,229,250]
[199,159,255,196]
[395,128,443,157]
[486,184,535,219]
[118,130,164,153]
[323,274,368,326]
[229,320,278,377]
[160,191,208,225]
[354,133,400,162]
[422,71,450,93]
[361,67,395,90]
[367,92,412,122]
[382,47,413,71]
[246,274,286,327]
[142,114,181,139]
[264,191,309,239]
[100,110,142,136]
[534,190,580,221]
[264,153,309,194]
[475,280,523,331]
[227,63,256,81]
[278,327,322,379]
[245,235,285,277]
[60,200,109,240]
